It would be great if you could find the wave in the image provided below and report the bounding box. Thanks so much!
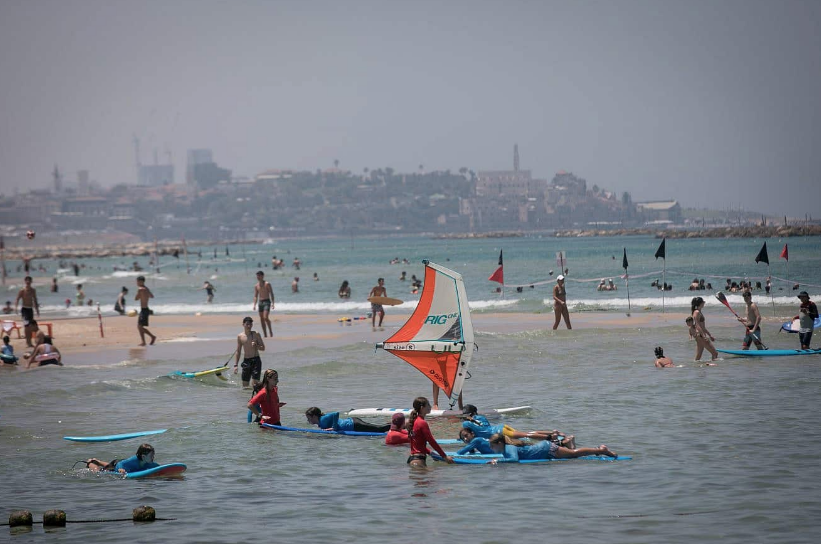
[545,293,817,309]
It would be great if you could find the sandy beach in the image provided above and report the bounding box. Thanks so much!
[3,308,785,367]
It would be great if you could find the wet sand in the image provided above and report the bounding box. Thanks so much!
[3,309,776,367]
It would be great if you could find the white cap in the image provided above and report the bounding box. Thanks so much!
[557,275,565,281]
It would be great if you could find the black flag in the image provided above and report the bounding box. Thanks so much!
[755,242,769,265]
[654,238,666,260]
[622,248,628,270]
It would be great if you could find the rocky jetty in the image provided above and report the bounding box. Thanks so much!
[554,225,821,239]
[4,239,260,260]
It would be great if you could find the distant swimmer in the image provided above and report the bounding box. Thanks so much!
[338,280,351,299]
[135,275,156,346]
[552,275,572,330]
[253,270,275,337]
[85,443,159,474]
[14,276,39,347]
[654,346,675,368]
[369,277,386,332]
[235,316,265,389]
[291,277,299,293]
[304,407,390,433]
[75,284,86,306]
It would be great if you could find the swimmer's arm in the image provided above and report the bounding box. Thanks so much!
[752,305,761,330]
[253,285,259,308]
[33,290,39,315]
[254,332,265,351]
[234,336,243,371]
[14,290,21,311]
[145,288,154,299]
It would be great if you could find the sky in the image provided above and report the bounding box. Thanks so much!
[1,0,819,217]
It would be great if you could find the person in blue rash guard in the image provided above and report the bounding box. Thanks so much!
[456,427,494,455]
[85,443,159,474]
[460,404,573,445]
[486,433,616,463]
[304,407,390,433]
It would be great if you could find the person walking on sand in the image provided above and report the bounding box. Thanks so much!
[738,291,765,350]
[552,275,572,330]
[135,276,156,346]
[235,316,265,388]
[253,271,275,338]
[369,277,387,332]
[15,276,39,347]
[690,297,717,361]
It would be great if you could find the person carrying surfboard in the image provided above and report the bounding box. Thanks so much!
[369,278,387,332]
[797,292,817,349]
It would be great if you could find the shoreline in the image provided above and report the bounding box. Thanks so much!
[3,309,790,367]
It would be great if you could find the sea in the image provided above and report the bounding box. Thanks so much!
[2,234,821,543]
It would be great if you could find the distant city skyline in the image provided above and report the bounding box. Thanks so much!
[1,0,819,217]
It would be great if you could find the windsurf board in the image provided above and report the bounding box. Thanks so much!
[347,406,532,418]
[717,348,821,357]
[64,429,168,442]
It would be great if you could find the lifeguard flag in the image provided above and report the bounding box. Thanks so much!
[780,244,788,261]
[755,242,769,265]
[622,248,628,270]
[488,250,504,284]
[654,238,666,260]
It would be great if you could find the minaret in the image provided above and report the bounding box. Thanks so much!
[52,164,62,193]
[514,144,519,173]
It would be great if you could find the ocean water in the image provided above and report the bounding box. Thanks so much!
[7,234,821,317]
[2,234,821,543]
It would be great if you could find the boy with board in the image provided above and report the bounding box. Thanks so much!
[369,278,387,332]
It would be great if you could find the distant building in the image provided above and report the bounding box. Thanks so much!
[187,149,213,185]
[77,170,90,195]
[138,164,174,186]
[635,200,682,223]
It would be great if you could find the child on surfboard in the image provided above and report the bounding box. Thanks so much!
[85,443,159,474]
[305,407,391,434]
[460,404,575,446]
[486,433,617,464]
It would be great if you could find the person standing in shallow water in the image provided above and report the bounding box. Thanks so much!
[253,271,275,338]
[690,297,717,361]
[552,275,571,330]
[369,277,387,332]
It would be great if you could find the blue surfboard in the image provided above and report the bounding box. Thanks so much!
[123,463,186,479]
[780,316,821,333]
[433,452,631,464]
[259,423,385,436]
[63,429,168,442]
[717,348,821,357]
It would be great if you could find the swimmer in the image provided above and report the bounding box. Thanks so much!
[654,346,675,368]
[85,443,159,474]
[385,413,410,445]
[487,432,616,464]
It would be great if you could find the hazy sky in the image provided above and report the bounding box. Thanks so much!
[1,0,819,216]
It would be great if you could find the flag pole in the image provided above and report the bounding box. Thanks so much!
[662,258,666,314]
[768,263,775,316]
[623,248,631,317]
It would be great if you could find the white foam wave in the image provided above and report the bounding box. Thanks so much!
[542,293,817,309]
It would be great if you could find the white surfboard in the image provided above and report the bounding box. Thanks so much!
[346,406,532,418]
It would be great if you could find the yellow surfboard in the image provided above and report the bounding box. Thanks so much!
[368,296,404,306]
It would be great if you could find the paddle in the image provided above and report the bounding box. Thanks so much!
[715,291,768,350]
[215,349,237,378]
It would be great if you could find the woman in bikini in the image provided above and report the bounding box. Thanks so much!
[690,297,718,361]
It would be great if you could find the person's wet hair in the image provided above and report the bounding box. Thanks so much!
[654,346,664,358]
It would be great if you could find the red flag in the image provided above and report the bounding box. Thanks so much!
[488,250,504,284]
[780,244,788,261]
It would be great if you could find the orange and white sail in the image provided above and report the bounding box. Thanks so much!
[376,260,475,408]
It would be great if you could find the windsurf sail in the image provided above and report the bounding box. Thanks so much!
[375,260,475,408]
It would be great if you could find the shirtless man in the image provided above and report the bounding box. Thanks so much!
[134,276,156,346]
[369,277,386,332]
[253,271,275,337]
[552,275,572,330]
[15,276,40,347]
[234,316,265,388]
[738,291,765,350]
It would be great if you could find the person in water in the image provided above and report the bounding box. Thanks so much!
[368,277,387,331]
[456,427,494,455]
[738,291,765,350]
[201,281,216,303]
[114,286,128,315]
[406,396,454,467]
[85,443,159,474]
[552,275,572,330]
[690,297,717,361]
[235,316,265,389]
[248,369,285,425]
[654,346,675,368]
[1,335,18,364]
[338,280,351,299]
[26,335,62,368]
[385,413,410,445]
[305,407,391,433]
[486,432,617,463]
[460,404,573,445]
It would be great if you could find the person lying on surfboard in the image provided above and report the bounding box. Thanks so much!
[456,427,494,455]
[460,404,574,445]
[85,443,159,474]
[385,413,410,446]
[486,433,617,464]
[305,407,391,434]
